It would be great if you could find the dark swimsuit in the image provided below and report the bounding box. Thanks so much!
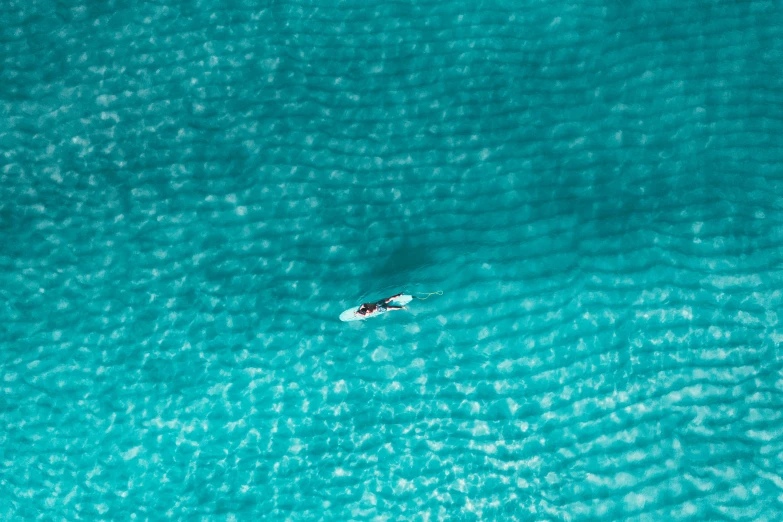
[359,301,387,315]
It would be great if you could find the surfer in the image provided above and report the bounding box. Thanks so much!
[356,292,407,317]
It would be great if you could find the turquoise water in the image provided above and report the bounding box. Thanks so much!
[2,0,783,519]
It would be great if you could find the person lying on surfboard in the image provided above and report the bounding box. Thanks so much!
[356,293,407,317]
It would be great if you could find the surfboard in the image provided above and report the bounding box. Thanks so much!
[339,295,414,322]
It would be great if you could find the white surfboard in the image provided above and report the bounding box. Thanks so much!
[339,295,414,322]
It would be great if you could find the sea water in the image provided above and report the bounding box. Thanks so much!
[2,0,783,520]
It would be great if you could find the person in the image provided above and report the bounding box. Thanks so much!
[355,292,406,317]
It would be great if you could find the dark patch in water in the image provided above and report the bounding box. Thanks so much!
[365,239,437,298]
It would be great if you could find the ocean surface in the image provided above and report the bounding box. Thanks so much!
[2,0,783,520]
